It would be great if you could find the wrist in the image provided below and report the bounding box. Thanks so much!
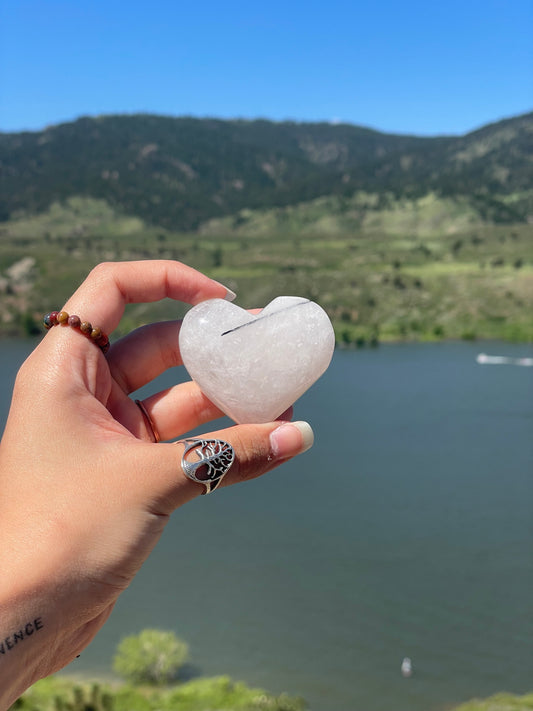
[0,587,46,709]
[0,532,74,709]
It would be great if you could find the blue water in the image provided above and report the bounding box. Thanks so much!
[2,339,532,711]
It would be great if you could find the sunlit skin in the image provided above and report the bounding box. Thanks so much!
[0,261,313,710]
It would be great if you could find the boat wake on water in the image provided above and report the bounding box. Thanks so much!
[476,353,533,367]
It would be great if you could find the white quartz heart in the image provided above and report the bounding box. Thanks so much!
[179,296,335,424]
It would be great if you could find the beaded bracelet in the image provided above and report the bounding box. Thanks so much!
[43,311,110,354]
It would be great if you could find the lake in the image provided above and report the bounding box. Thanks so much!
[1,339,532,711]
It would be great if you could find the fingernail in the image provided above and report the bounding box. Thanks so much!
[270,421,314,459]
[218,284,237,301]
[212,279,237,302]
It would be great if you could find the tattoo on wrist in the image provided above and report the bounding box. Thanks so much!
[0,617,43,656]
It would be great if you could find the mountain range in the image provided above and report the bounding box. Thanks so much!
[1,112,532,230]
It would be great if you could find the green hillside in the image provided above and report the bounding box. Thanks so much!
[1,113,531,342]
[1,112,532,230]
[1,195,531,343]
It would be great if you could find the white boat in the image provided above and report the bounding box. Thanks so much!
[401,657,413,677]
[476,353,533,367]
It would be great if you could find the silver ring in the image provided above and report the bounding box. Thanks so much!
[178,438,235,494]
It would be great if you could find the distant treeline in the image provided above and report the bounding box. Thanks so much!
[1,112,532,230]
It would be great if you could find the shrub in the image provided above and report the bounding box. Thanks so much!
[10,679,113,711]
[112,629,189,686]
[160,676,307,711]
[461,329,477,341]
[54,684,113,711]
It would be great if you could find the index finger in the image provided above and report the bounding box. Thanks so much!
[63,260,235,333]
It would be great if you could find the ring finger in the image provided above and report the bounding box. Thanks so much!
[107,321,185,395]
[136,388,293,443]
[137,382,226,441]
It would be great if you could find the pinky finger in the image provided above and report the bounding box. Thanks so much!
[131,420,314,514]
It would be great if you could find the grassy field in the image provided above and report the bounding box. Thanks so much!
[1,195,532,343]
[11,675,533,711]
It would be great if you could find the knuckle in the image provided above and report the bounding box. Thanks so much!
[188,390,214,423]
[88,261,113,282]
[229,430,266,481]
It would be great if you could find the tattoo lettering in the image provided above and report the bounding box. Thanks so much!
[0,617,43,656]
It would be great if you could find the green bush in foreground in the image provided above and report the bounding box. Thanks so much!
[112,629,189,686]
[53,683,112,711]
[10,628,533,711]
[11,675,307,711]
[11,672,533,711]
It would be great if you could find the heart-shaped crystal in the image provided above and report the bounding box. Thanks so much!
[179,296,335,424]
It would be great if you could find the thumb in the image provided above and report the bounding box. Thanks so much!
[131,420,314,515]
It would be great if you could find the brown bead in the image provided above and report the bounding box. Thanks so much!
[80,321,92,334]
[99,338,110,354]
[68,315,81,328]
[91,326,102,340]
[57,311,69,325]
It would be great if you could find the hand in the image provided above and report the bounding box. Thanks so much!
[0,261,313,708]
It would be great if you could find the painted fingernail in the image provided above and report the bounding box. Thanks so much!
[270,421,314,459]
[219,285,237,301]
[211,279,237,301]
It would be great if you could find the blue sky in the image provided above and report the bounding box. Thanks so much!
[1,0,531,135]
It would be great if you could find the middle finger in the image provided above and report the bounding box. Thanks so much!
[108,308,263,395]
[108,321,184,394]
